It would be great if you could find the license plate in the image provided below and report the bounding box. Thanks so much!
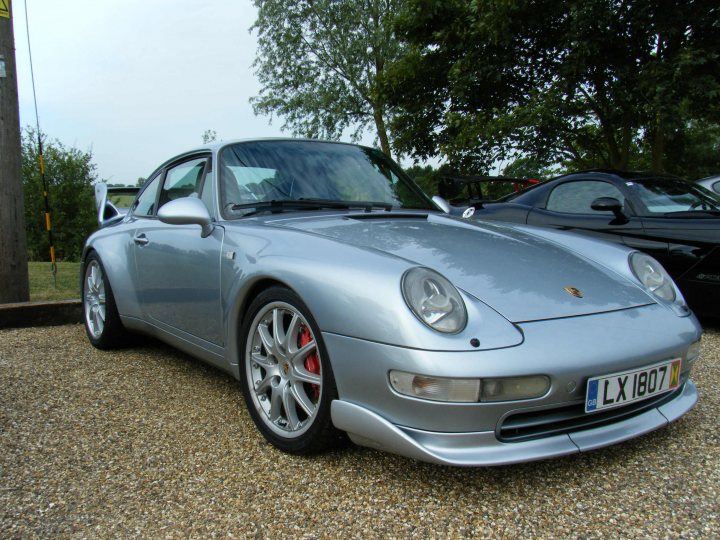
[585,359,682,413]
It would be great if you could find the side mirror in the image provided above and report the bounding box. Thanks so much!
[591,197,628,223]
[432,195,451,214]
[158,197,215,238]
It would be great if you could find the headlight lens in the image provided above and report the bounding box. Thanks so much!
[401,268,467,333]
[629,252,676,302]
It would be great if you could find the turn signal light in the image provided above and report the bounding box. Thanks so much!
[389,371,550,403]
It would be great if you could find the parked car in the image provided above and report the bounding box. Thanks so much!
[464,170,720,318]
[82,142,701,466]
[696,174,720,195]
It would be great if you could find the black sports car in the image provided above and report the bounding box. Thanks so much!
[466,170,720,318]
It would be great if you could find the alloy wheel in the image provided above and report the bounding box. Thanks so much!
[84,260,106,339]
[245,301,323,438]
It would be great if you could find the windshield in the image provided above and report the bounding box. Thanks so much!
[629,178,720,214]
[219,140,434,217]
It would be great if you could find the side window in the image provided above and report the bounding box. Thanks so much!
[132,173,162,217]
[158,157,208,211]
[546,181,625,214]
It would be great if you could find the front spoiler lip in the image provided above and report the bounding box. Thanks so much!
[330,380,698,467]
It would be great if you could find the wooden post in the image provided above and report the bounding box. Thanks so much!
[0,0,30,303]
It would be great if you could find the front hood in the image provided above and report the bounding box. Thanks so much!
[264,212,653,322]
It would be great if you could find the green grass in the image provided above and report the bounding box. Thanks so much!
[28,261,81,301]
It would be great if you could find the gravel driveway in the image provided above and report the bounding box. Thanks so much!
[1,323,718,538]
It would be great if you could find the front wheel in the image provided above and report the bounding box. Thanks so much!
[239,287,344,454]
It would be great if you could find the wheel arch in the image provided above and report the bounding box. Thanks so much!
[79,247,97,297]
[225,276,299,377]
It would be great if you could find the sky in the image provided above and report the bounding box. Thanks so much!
[12,0,291,184]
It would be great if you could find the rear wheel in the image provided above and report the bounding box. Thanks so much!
[83,252,127,349]
[239,287,343,454]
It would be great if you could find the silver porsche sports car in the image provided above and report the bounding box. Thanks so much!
[82,139,702,466]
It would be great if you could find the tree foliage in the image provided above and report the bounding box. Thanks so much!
[251,0,404,156]
[386,0,720,175]
[22,129,97,262]
[404,163,444,195]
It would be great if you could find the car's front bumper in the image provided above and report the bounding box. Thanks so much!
[331,380,697,466]
[324,303,701,466]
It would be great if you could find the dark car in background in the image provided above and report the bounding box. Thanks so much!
[467,170,720,318]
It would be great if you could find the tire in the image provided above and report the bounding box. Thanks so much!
[82,252,127,349]
[239,286,344,454]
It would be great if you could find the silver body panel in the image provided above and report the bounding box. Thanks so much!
[83,140,702,465]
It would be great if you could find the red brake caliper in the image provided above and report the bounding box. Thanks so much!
[299,325,321,400]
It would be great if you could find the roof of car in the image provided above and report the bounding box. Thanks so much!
[148,138,366,177]
[552,169,682,182]
[189,137,363,154]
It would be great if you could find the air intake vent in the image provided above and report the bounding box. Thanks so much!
[499,381,685,442]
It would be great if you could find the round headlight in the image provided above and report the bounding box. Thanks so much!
[629,252,676,302]
[401,268,467,333]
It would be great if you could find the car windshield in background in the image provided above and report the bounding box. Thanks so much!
[630,178,720,214]
[219,141,434,217]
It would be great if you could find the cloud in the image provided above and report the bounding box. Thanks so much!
[14,0,281,183]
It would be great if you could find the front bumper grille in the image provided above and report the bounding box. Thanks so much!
[499,382,685,443]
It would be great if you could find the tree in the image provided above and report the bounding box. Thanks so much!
[386,0,720,174]
[251,0,404,157]
[404,163,441,195]
[0,4,30,302]
[22,129,98,262]
[500,156,555,181]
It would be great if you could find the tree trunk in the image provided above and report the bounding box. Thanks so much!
[650,113,665,173]
[371,103,392,159]
[0,6,30,303]
[618,117,631,171]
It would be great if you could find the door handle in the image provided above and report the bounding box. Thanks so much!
[133,234,149,246]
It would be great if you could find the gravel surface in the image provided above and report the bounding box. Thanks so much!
[0,323,718,538]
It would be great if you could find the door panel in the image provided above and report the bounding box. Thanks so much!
[134,223,224,345]
[527,208,647,249]
[639,217,719,278]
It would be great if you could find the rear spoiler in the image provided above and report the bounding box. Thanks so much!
[94,184,140,227]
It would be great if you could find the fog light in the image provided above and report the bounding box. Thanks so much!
[389,371,480,402]
[480,375,550,402]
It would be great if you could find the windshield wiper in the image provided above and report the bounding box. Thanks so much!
[229,199,393,217]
